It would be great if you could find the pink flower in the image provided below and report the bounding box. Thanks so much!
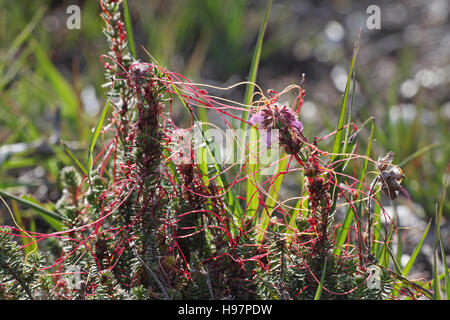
[248,104,304,149]
[249,111,266,127]
[291,118,304,132]
[249,104,303,133]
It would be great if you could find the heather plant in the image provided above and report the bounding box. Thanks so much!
[0,0,448,300]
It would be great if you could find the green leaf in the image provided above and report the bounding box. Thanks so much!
[0,190,65,223]
[123,0,137,59]
[439,232,449,300]
[433,229,442,299]
[10,200,34,257]
[329,36,360,218]
[31,40,79,130]
[196,146,209,186]
[432,173,448,300]
[334,119,375,256]
[246,126,260,220]
[378,226,394,268]
[240,0,273,234]
[396,228,403,270]
[330,36,359,164]
[402,220,431,277]
[398,143,440,167]
[21,195,63,231]
[0,41,33,91]
[87,97,111,180]
[314,257,328,300]
[0,6,45,76]
[61,140,88,177]
[169,82,243,236]
[371,200,382,256]
[197,104,210,124]
[288,188,307,233]
[240,0,273,127]
[256,153,289,243]
[340,52,358,160]
[386,240,403,274]
[334,207,354,256]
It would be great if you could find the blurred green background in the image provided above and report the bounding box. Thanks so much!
[0,0,448,272]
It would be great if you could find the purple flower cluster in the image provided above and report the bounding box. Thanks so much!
[248,103,305,153]
[249,103,303,133]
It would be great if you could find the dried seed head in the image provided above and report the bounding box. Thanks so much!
[379,167,404,200]
[376,152,405,200]
[376,151,395,172]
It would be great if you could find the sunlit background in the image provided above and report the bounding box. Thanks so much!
[0,0,449,279]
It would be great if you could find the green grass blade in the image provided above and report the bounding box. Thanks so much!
[430,269,450,293]
[334,119,374,255]
[123,0,137,59]
[378,226,394,268]
[358,118,375,177]
[241,0,273,232]
[439,232,449,300]
[433,224,442,299]
[0,6,44,91]
[398,143,440,167]
[436,171,447,231]
[330,36,359,164]
[264,153,288,214]
[240,0,273,223]
[191,105,209,186]
[0,45,33,91]
[87,97,111,180]
[334,207,354,256]
[432,173,448,299]
[169,81,243,235]
[402,220,431,277]
[314,257,328,300]
[0,190,65,223]
[246,126,260,220]
[10,200,34,257]
[31,40,79,129]
[329,36,360,218]
[256,153,288,243]
[196,145,209,186]
[288,188,307,231]
[61,141,88,177]
[340,53,358,160]
[197,105,210,123]
[396,228,403,270]
[386,240,403,274]
[240,0,273,127]
[0,6,45,72]
[20,195,63,231]
[371,200,382,256]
